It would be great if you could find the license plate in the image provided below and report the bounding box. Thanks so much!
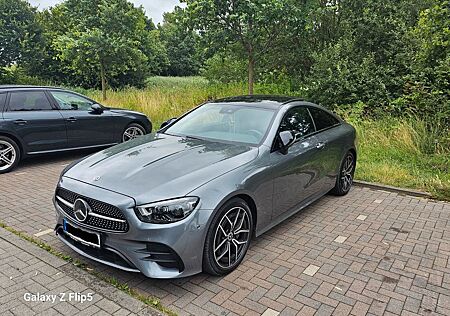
[63,219,101,248]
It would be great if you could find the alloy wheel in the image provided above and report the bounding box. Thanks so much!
[213,207,251,269]
[0,140,16,172]
[340,153,354,192]
[123,126,144,142]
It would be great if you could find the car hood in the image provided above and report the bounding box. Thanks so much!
[63,133,258,204]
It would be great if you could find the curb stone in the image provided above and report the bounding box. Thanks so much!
[353,180,432,198]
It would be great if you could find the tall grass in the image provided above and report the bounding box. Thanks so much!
[86,77,449,200]
[87,77,248,127]
[349,117,449,200]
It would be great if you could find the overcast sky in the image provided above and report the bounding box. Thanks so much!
[28,0,184,24]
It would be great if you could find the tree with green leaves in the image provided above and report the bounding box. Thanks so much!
[0,0,42,82]
[184,0,299,94]
[159,7,202,76]
[405,0,450,121]
[51,0,164,100]
[304,0,435,112]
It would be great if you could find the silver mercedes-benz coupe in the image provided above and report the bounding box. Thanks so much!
[54,95,357,278]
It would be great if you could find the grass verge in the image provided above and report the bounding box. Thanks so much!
[0,221,176,316]
[350,117,449,200]
[84,77,449,200]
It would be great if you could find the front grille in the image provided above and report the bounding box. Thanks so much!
[56,187,129,232]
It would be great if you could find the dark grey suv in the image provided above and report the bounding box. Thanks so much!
[0,86,152,173]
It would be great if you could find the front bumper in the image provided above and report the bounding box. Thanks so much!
[54,176,212,278]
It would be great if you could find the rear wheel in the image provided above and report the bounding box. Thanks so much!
[122,123,146,142]
[0,136,20,174]
[203,198,253,276]
[330,151,355,196]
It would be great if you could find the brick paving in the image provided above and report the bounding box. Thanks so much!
[0,224,160,315]
[1,151,450,315]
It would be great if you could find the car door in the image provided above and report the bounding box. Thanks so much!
[48,90,115,148]
[308,107,343,189]
[2,90,67,153]
[270,106,328,219]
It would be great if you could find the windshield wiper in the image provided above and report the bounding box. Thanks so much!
[161,132,203,141]
[184,135,204,141]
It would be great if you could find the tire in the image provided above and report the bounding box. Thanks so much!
[203,198,254,276]
[0,136,21,174]
[330,150,356,196]
[122,123,146,142]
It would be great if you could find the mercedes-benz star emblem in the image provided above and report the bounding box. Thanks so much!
[73,198,90,222]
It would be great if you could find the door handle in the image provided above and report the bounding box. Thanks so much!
[13,119,28,125]
[316,142,326,150]
[66,117,77,122]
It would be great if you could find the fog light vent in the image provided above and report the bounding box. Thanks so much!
[136,242,185,272]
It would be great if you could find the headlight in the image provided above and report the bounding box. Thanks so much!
[135,197,199,224]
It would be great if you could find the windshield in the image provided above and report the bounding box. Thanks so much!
[165,103,276,145]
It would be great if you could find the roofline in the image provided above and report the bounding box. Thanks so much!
[0,85,67,90]
[213,94,305,106]
[279,98,306,106]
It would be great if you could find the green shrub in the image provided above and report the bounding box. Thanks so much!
[0,66,51,85]
[200,50,247,83]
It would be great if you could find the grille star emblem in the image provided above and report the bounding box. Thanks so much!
[73,199,90,222]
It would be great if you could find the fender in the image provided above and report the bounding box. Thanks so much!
[0,128,26,157]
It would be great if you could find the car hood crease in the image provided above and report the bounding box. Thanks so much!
[63,133,258,204]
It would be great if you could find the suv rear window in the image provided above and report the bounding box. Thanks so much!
[308,107,339,131]
[8,91,53,111]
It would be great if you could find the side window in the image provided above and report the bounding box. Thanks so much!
[50,91,94,111]
[8,91,53,111]
[308,107,339,131]
[0,93,6,111]
[279,107,315,139]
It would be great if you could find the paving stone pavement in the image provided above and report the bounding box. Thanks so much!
[1,151,450,316]
[0,224,160,316]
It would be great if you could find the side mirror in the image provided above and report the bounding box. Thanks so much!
[91,103,104,114]
[159,117,177,130]
[279,130,296,155]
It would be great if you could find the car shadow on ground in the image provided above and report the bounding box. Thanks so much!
[66,194,329,301]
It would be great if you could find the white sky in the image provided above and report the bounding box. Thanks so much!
[27,0,184,24]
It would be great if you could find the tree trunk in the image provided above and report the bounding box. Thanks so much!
[100,63,107,101]
[248,50,255,95]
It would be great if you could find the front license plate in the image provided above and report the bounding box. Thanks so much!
[63,219,101,248]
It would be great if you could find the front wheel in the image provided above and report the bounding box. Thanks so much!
[203,198,253,276]
[330,151,356,196]
[0,136,21,174]
[122,123,146,142]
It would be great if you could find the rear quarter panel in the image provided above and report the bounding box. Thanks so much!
[317,123,357,180]
[0,93,24,153]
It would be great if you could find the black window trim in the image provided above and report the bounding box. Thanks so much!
[271,105,316,152]
[0,93,6,113]
[306,106,341,134]
[6,89,57,112]
[271,104,342,153]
